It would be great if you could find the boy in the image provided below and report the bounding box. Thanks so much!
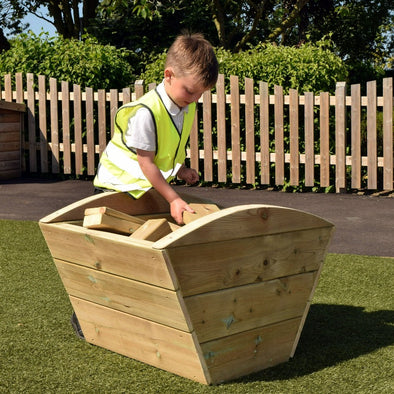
[93,32,219,225]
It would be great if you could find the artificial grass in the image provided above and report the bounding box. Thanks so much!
[0,220,393,393]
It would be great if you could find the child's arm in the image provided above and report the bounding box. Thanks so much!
[137,149,194,225]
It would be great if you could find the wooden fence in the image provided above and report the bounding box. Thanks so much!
[1,72,393,192]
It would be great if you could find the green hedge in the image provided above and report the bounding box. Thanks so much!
[0,32,136,90]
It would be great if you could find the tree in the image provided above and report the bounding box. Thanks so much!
[0,1,100,40]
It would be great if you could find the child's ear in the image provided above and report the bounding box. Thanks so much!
[164,67,173,82]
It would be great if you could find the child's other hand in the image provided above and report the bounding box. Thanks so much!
[170,197,195,225]
[177,167,199,185]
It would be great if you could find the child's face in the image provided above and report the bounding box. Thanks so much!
[164,68,208,108]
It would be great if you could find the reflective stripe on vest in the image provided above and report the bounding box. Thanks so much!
[94,89,196,198]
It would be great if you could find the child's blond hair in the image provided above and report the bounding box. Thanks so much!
[165,33,219,88]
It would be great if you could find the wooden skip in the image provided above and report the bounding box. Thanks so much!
[183,203,220,224]
[83,206,145,235]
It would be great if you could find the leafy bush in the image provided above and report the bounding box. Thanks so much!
[140,39,348,94]
[0,32,136,90]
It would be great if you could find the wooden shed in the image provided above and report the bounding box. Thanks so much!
[39,190,334,385]
[0,100,26,180]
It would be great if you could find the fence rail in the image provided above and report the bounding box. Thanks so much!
[1,72,393,192]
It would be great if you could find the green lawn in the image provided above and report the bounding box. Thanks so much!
[1,220,393,393]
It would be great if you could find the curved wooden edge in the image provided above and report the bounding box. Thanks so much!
[153,204,335,250]
[39,189,217,224]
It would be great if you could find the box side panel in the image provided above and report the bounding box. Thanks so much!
[39,222,177,290]
[167,227,332,296]
[201,317,301,384]
[56,260,190,331]
[184,272,315,343]
[70,297,210,385]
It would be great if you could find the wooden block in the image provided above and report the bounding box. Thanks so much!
[83,206,145,235]
[183,203,220,224]
[130,218,174,242]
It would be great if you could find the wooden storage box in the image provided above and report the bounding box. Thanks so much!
[39,190,334,385]
[0,101,26,180]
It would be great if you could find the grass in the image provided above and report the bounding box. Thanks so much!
[0,219,393,393]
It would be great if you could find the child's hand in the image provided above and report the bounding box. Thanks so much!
[177,167,199,185]
[170,197,195,225]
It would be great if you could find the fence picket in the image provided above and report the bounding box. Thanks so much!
[230,75,241,183]
[61,81,71,174]
[86,87,95,175]
[259,81,270,185]
[383,78,393,190]
[97,89,106,157]
[351,84,361,189]
[289,89,299,186]
[245,78,255,184]
[217,74,227,182]
[274,85,284,185]
[335,82,346,192]
[367,81,377,190]
[49,78,59,173]
[320,92,330,187]
[38,75,48,173]
[304,92,314,187]
[73,84,83,175]
[203,90,213,181]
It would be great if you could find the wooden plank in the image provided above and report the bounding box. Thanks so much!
[130,219,173,241]
[202,317,300,384]
[85,87,95,175]
[335,82,346,192]
[245,77,255,184]
[61,81,71,174]
[15,73,24,104]
[98,89,107,156]
[26,73,37,172]
[367,80,377,190]
[83,207,145,234]
[382,78,393,190]
[55,260,190,331]
[4,73,12,101]
[217,74,227,182]
[320,92,330,187]
[73,84,83,174]
[304,92,314,187]
[166,227,332,296]
[39,221,178,290]
[50,77,59,173]
[185,272,315,342]
[230,75,240,183]
[183,203,220,224]
[83,212,142,234]
[351,84,361,189]
[38,75,48,172]
[84,206,145,223]
[122,87,131,104]
[69,297,210,384]
[289,89,299,186]
[260,81,270,185]
[274,85,284,185]
[0,100,25,112]
[203,90,213,181]
[134,80,144,99]
[153,204,334,249]
[189,104,199,173]
[110,89,118,138]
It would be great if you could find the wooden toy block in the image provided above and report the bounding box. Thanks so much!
[183,203,220,224]
[129,218,175,242]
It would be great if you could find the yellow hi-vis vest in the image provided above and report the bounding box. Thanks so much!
[93,88,196,199]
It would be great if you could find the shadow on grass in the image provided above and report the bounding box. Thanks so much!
[237,303,394,383]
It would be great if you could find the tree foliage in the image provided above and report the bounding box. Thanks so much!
[0,32,135,89]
